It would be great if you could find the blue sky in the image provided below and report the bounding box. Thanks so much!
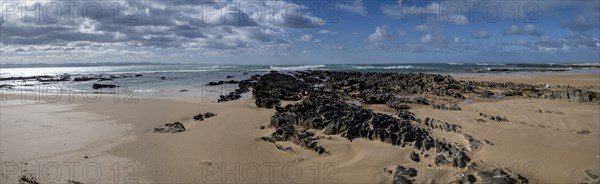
[1,0,599,64]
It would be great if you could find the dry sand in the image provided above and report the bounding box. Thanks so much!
[1,73,599,183]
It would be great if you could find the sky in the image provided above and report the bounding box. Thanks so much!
[0,0,599,64]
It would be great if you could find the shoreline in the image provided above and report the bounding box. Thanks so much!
[1,72,599,183]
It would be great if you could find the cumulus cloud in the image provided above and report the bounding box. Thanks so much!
[337,0,367,16]
[0,0,324,62]
[368,25,392,42]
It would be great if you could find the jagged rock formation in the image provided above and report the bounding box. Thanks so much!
[217,70,600,182]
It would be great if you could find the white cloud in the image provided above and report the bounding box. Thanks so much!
[368,25,392,42]
[337,0,367,16]
[317,30,337,35]
[300,34,321,43]
[0,0,324,63]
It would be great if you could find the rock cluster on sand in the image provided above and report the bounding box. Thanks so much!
[479,113,508,122]
[218,70,597,182]
[450,162,529,184]
[259,124,329,155]
[193,112,217,121]
[153,122,186,133]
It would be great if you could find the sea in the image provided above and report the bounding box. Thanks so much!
[1,63,598,98]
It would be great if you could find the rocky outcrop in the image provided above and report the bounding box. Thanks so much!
[211,70,600,182]
[423,118,462,133]
[431,104,461,111]
[256,97,281,109]
[259,125,329,155]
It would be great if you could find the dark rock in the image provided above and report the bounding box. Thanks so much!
[451,162,528,184]
[19,175,39,184]
[392,166,417,184]
[409,151,420,162]
[433,154,447,166]
[256,97,281,109]
[576,130,591,135]
[391,175,412,184]
[393,166,418,177]
[153,122,186,133]
[67,180,84,184]
[193,114,204,121]
[479,113,507,122]
[431,104,462,111]
[92,83,118,89]
[453,173,477,183]
[204,112,217,118]
[462,134,482,152]
[0,84,14,89]
[270,112,296,127]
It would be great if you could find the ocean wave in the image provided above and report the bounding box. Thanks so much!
[269,64,326,71]
[475,63,504,66]
[352,65,376,69]
[448,63,464,65]
[383,65,414,69]
[194,65,238,69]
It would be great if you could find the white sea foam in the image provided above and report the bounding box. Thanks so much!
[383,65,414,69]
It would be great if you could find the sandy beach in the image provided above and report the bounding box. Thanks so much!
[1,72,599,184]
